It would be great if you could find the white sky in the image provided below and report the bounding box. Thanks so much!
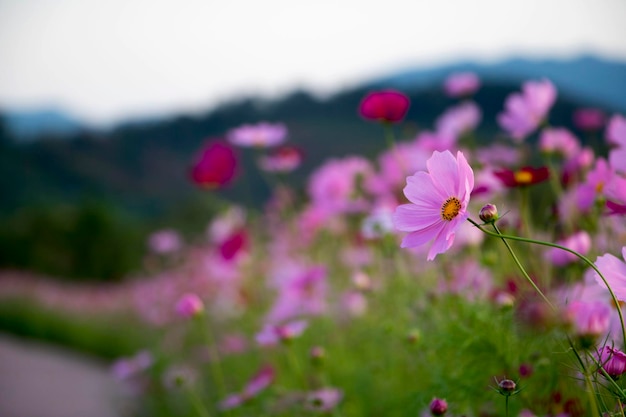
[1,0,625,126]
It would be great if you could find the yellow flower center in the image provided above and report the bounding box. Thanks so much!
[514,170,533,184]
[595,182,604,193]
[441,197,462,221]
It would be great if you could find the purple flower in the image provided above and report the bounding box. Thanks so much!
[594,247,626,302]
[304,387,343,412]
[393,150,474,260]
[606,114,626,146]
[498,79,557,141]
[573,107,606,131]
[256,320,308,346]
[444,72,480,97]
[539,128,581,158]
[147,229,182,254]
[435,101,482,139]
[575,158,614,212]
[227,122,287,148]
[565,300,610,339]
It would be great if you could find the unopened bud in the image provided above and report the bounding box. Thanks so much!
[479,204,499,223]
[498,379,517,395]
[429,398,448,416]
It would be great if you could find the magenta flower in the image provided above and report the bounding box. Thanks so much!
[227,122,287,148]
[444,72,480,97]
[219,365,275,410]
[256,320,308,346]
[147,229,182,254]
[597,346,626,378]
[594,247,626,302]
[575,158,614,212]
[304,387,343,412]
[258,146,303,173]
[393,150,474,260]
[190,140,238,188]
[497,79,557,141]
[358,90,410,123]
[573,108,606,131]
[435,101,482,139]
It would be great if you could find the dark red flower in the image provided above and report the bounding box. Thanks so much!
[219,229,248,261]
[494,166,549,188]
[358,90,410,123]
[190,140,238,188]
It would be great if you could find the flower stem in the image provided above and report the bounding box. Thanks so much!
[468,218,626,348]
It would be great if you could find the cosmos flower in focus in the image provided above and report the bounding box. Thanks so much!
[497,79,557,141]
[227,122,287,148]
[190,140,238,188]
[494,166,549,188]
[358,90,410,123]
[393,150,474,261]
[444,72,480,97]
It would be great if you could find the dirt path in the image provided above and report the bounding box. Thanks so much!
[0,333,128,417]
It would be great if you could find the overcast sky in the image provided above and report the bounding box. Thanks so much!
[1,0,625,125]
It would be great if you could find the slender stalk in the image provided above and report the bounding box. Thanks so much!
[505,395,509,417]
[468,218,626,348]
[383,122,397,150]
[187,385,212,417]
[198,315,227,398]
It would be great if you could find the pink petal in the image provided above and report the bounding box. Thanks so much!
[403,172,446,206]
[427,150,460,197]
[393,203,442,232]
[401,222,444,248]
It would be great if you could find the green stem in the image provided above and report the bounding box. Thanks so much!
[469,218,626,348]
[198,315,227,398]
[187,385,212,417]
[383,122,397,151]
[505,395,509,417]
[491,222,555,311]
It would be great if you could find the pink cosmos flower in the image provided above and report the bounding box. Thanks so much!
[444,72,480,97]
[594,247,626,302]
[573,108,606,131]
[435,101,482,139]
[497,79,557,141]
[414,130,457,153]
[546,231,592,267]
[605,175,626,212]
[539,128,581,158]
[227,122,287,148]
[358,90,410,123]
[393,150,474,260]
[606,114,626,146]
[575,158,613,212]
[565,300,610,340]
[304,388,343,412]
[308,156,374,215]
[266,265,327,323]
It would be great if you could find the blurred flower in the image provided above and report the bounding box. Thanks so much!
[494,166,549,187]
[190,140,238,188]
[573,108,606,131]
[227,122,287,148]
[597,346,626,378]
[498,79,557,141]
[539,128,581,158]
[594,247,626,302]
[358,90,410,123]
[308,156,374,215]
[435,101,481,139]
[575,158,613,212]
[393,150,474,261]
[219,229,248,261]
[256,320,308,346]
[340,291,368,317]
[111,350,153,381]
[304,388,343,412]
[175,293,204,318]
[219,365,275,410]
[414,130,457,153]
[361,206,394,239]
[565,301,610,345]
[267,264,327,323]
[605,175,626,212]
[606,114,626,146]
[429,398,448,416]
[147,229,182,254]
[258,146,303,172]
[444,72,480,97]
[545,231,591,267]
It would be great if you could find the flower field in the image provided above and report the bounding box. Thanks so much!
[3,74,626,417]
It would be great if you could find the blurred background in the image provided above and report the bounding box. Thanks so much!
[0,0,625,415]
[0,0,624,282]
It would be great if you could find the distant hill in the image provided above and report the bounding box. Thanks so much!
[371,55,626,113]
[1,108,84,140]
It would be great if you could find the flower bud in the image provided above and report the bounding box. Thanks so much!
[429,398,448,416]
[498,379,517,395]
[310,346,326,366]
[479,204,499,223]
[175,293,204,319]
